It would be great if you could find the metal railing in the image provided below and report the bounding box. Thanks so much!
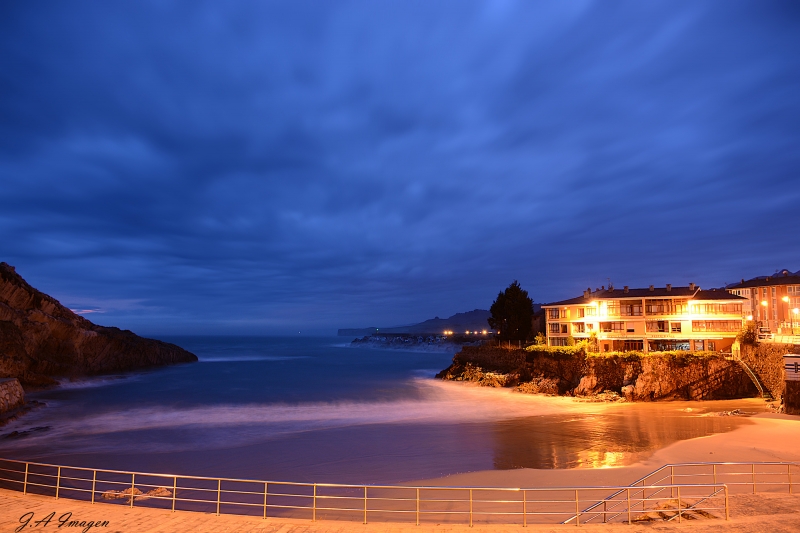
[567,461,798,525]
[0,458,759,526]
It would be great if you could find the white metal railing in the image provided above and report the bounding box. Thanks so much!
[567,461,798,525]
[4,458,789,526]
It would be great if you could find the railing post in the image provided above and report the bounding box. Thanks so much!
[216,479,221,516]
[416,488,420,526]
[724,485,729,521]
[363,486,368,525]
[23,463,29,495]
[713,464,717,485]
[263,482,268,519]
[55,466,61,500]
[752,463,756,494]
[522,490,527,527]
[603,500,607,523]
[312,484,317,522]
[574,489,579,526]
[676,486,681,524]
[670,465,675,499]
[91,470,96,504]
[130,473,135,508]
[789,464,793,494]
[469,489,473,528]
[627,488,631,525]
[172,477,177,512]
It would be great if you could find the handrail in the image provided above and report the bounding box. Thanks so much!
[733,355,772,399]
[565,461,798,524]
[5,458,784,526]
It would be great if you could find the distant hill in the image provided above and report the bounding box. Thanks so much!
[338,309,492,336]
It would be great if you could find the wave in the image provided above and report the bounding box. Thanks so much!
[0,379,610,455]
[198,355,309,362]
[54,375,142,390]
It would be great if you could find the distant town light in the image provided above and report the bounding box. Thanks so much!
[482,330,487,335]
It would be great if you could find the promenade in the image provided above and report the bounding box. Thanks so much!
[2,487,800,533]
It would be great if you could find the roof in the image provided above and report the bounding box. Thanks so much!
[543,286,746,307]
[726,274,800,290]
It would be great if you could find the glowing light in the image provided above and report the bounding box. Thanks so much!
[746,315,753,321]
[783,296,790,303]
[761,301,768,307]
[481,330,487,335]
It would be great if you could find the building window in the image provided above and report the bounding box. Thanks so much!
[707,341,716,351]
[549,323,561,334]
[621,301,643,316]
[646,320,668,332]
[548,309,560,320]
[600,321,624,332]
[550,337,569,346]
[626,322,635,333]
[622,340,643,351]
[574,323,585,333]
[561,324,568,334]
[695,340,705,351]
[577,308,585,318]
[671,322,681,333]
[772,287,776,295]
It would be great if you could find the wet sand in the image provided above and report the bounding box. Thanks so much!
[414,413,800,489]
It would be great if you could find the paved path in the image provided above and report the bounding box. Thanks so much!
[2,488,800,533]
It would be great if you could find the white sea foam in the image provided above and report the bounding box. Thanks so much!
[3,379,610,456]
[55,374,142,390]
[198,355,308,362]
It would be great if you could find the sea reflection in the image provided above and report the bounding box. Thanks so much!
[491,400,764,470]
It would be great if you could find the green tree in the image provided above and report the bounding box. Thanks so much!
[737,322,758,347]
[488,280,534,341]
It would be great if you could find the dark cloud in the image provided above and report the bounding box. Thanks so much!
[1,0,798,334]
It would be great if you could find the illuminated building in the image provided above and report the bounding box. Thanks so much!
[542,284,746,352]
[726,269,800,334]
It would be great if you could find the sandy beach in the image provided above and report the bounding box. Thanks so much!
[410,413,800,489]
[2,413,799,532]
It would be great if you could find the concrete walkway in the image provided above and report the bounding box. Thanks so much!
[2,488,800,533]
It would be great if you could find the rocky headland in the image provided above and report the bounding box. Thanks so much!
[0,262,197,393]
[437,345,768,402]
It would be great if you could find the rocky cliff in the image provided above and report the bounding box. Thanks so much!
[437,346,758,401]
[0,262,197,388]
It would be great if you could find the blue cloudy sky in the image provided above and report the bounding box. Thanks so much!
[1,1,798,335]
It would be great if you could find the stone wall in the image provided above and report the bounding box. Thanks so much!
[0,378,24,413]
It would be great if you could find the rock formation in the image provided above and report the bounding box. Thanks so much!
[437,345,759,401]
[0,262,197,388]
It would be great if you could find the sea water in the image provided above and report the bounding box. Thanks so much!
[0,337,764,484]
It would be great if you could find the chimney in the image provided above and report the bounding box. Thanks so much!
[601,285,605,291]
[689,283,696,291]
[624,286,629,293]
[583,289,589,298]
[649,285,654,291]
[741,279,745,284]
[666,284,672,292]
